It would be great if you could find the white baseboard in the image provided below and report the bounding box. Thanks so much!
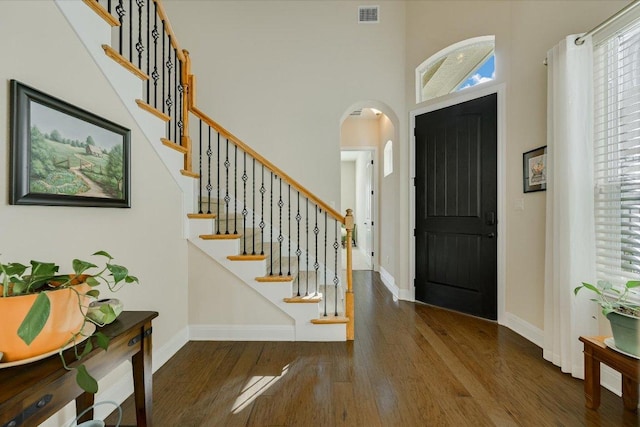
[504,312,544,348]
[379,267,399,299]
[153,326,189,372]
[189,324,296,341]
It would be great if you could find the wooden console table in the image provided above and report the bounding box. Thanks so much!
[0,311,158,427]
[580,335,639,413]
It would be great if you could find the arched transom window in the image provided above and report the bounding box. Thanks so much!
[416,36,495,103]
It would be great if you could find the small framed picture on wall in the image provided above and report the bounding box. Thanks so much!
[523,146,547,193]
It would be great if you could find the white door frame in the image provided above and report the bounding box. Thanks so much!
[341,146,379,271]
[409,83,507,325]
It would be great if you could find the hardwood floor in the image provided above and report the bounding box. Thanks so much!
[107,271,638,426]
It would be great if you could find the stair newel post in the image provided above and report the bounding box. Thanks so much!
[345,209,355,340]
[180,50,191,172]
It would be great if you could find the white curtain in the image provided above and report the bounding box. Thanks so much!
[544,35,599,378]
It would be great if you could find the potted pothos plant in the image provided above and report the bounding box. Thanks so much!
[0,251,138,393]
[574,280,640,357]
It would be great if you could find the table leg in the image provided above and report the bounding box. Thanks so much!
[622,376,639,413]
[132,321,153,426]
[75,391,95,423]
[583,347,601,409]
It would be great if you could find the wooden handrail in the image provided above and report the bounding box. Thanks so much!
[189,105,345,223]
[153,0,185,63]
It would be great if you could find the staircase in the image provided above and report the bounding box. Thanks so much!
[57,0,354,341]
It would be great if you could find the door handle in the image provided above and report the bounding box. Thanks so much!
[486,232,496,238]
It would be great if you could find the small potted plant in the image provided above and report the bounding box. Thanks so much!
[574,280,640,357]
[0,251,138,392]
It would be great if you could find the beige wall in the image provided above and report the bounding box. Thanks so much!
[0,2,188,417]
[379,115,396,278]
[406,0,627,330]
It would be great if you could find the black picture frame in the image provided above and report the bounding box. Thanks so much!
[523,146,547,193]
[10,80,131,207]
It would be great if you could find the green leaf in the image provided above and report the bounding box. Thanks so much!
[626,281,640,289]
[125,275,139,284]
[75,364,98,394]
[93,250,113,260]
[11,278,28,295]
[86,289,100,298]
[94,331,110,350]
[107,264,128,284]
[580,282,602,295]
[99,304,118,324]
[2,262,28,276]
[17,293,51,345]
[72,259,97,276]
[79,338,93,358]
[86,277,100,287]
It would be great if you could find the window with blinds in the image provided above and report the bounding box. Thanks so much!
[593,20,640,285]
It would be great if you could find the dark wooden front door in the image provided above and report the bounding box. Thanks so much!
[414,93,497,320]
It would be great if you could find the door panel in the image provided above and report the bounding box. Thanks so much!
[415,93,497,319]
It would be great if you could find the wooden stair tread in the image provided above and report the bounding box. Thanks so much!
[180,169,200,178]
[311,316,349,325]
[256,275,294,282]
[227,254,267,261]
[102,44,149,80]
[187,213,217,219]
[200,233,241,240]
[136,99,170,122]
[284,296,322,303]
[162,138,188,154]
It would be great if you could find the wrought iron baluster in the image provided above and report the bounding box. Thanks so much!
[242,151,248,255]
[234,145,238,235]
[288,184,291,276]
[278,178,283,276]
[108,0,112,14]
[165,35,173,141]
[334,219,340,316]
[145,0,149,103]
[177,60,183,141]
[314,206,319,295]
[224,138,230,234]
[116,0,125,55]
[151,4,159,109]
[161,20,165,114]
[323,211,327,316]
[129,0,133,62]
[135,0,144,69]
[174,48,179,144]
[207,127,212,214]
[295,191,301,296]
[198,119,202,214]
[260,165,265,255]
[216,133,221,233]
[269,172,274,276]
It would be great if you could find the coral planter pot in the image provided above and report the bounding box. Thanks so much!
[607,311,639,357]
[0,283,91,362]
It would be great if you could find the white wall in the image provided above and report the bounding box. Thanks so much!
[379,115,396,278]
[405,0,628,332]
[0,1,188,423]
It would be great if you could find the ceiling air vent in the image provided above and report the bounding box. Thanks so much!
[358,6,379,24]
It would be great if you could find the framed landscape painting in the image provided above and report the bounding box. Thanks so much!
[10,80,131,207]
